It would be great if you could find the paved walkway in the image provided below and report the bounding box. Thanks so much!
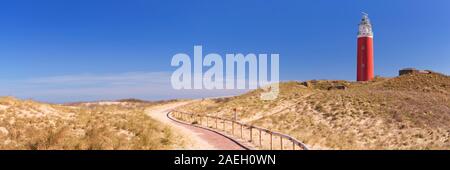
[146,102,245,150]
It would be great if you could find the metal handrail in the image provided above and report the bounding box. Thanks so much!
[170,110,309,150]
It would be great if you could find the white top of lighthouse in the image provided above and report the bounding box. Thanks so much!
[358,12,373,38]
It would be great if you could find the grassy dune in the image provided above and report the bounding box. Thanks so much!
[179,73,450,150]
[0,97,185,150]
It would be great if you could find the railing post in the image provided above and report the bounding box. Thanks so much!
[293,141,295,150]
[206,116,209,127]
[240,124,243,139]
[232,121,234,135]
[270,133,273,150]
[280,137,283,150]
[259,129,262,147]
[215,117,218,129]
[249,127,253,142]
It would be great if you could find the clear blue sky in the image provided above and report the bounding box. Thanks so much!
[0,0,449,102]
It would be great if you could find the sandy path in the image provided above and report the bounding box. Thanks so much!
[146,102,245,150]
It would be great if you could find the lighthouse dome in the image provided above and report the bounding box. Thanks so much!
[358,13,373,38]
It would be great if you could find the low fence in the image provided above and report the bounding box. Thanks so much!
[170,110,309,150]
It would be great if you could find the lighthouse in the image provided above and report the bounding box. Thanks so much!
[357,13,374,81]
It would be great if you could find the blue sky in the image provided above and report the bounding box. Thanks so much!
[0,0,449,102]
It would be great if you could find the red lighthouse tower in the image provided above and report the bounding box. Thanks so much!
[357,13,374,81]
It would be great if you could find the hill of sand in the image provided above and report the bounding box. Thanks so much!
[0,97,187,150]
[178,72,450,149]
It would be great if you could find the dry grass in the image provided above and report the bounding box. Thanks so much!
[0,97,186,150]
[178,73,450,150]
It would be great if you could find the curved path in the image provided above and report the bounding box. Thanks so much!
[145,102,246,150]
